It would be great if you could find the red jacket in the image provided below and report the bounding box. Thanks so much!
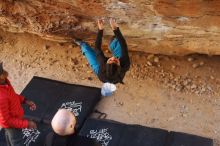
[0,79,28,128]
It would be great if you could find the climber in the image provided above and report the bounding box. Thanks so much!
[73,18,130,84]
[45,109,100,146]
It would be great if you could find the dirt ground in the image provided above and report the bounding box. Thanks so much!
[0,29,220,144]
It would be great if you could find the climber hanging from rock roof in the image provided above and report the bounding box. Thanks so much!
[73,18,130,84]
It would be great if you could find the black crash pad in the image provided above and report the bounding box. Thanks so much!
[21,123,52,146]
[22,76,101,129]
[79,118,169,146]
[0,129,7,146]
[79,118,126,146]
[0,123,214,146]
[167,131,213,146]
[21,77,62,122]
[0,123,52,146]
[43,82,101,129]
[0,123,101,146]
[118,125,168,146]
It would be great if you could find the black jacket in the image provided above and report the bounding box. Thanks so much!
[95,28,130,84]
[45,132,100,146]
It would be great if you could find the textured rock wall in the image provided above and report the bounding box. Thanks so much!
[0,0,220,55]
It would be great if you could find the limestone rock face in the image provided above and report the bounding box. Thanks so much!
[1,0,220,55]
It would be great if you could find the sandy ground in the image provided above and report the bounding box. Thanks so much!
[0,29,220,144]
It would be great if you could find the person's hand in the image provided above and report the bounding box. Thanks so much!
[26,100,37,111]
[110,18,118,30]
[97,19,104,30]
[28,120,37,129]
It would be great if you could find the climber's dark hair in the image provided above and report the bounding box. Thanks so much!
[106,63,121,84]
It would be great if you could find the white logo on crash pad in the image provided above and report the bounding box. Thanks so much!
[60,101,82,116]
[22,128,40,146]
[88,128,112,146]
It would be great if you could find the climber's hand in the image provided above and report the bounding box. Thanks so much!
[110,18,118,30]
[98,19,104,30]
